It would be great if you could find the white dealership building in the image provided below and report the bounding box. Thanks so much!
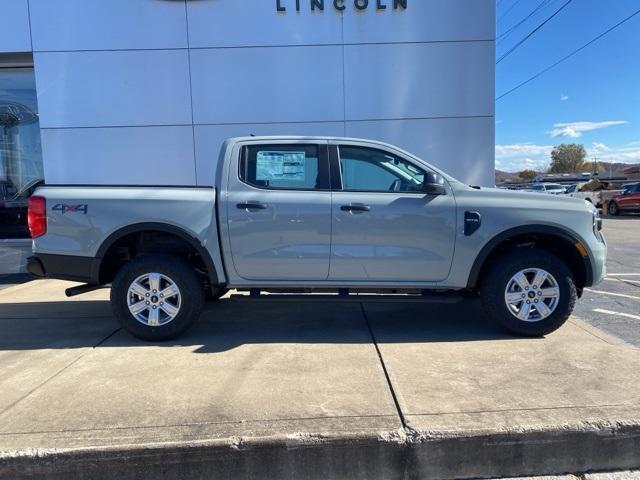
[0,0,495,274]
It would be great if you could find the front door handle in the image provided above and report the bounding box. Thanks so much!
[237,202,268,210]
[341,204,371,213]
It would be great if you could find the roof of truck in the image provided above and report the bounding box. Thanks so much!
[226,135,396,144]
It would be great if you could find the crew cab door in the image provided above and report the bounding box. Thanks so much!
[224,141,332,281]
[328,143,456,283]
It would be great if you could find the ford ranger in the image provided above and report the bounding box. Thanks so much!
[26,136,606,341]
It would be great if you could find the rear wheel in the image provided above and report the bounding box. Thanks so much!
[608,201,620,216]
[480,249,576,336]
[111,255,205,341]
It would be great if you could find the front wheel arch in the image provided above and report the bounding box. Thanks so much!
[467,226,592,291]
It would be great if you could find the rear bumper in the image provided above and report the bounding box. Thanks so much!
[27,254,99,284]
[26,256,45,277]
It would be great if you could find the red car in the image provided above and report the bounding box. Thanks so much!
[608,183,640,215]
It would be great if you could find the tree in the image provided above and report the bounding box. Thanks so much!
[518,169,537,182]
[548,144,587,173]
[582,161,605,174]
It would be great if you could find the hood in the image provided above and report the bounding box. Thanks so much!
[453,184,594,211]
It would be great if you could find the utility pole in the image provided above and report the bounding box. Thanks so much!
[592,155,598,178]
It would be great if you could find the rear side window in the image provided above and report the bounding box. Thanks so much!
[239,144,328,190]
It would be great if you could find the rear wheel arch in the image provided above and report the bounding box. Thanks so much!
[95,223,219,288]
[467,225,593,291]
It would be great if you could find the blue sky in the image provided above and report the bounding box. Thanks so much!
[495,0,640,172]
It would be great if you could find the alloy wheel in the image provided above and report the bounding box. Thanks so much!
[504,268,560,322]
[127,272,182,327]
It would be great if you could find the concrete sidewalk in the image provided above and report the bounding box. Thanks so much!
[1,280,639,479]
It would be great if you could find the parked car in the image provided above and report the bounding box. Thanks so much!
[27,136,606,341]
[569,182,624,208]
[530,183,566,195]
[608,182,640,215]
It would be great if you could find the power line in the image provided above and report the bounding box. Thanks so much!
[497,0,525,24]
[496,8,640,101]
[497,0,554,44]
[497,0,573,64]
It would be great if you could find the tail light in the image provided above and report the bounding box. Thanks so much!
[28,196,47,238]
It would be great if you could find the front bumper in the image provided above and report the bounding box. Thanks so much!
[586,233,607,287]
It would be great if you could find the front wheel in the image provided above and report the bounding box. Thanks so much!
[111,255,205,341]
[608,201,620,216]
[480,249,576,337]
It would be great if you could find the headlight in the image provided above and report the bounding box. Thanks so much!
[593,209,603,238]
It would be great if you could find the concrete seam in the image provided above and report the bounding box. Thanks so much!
[94,328,122,348]
[359,302,407,429]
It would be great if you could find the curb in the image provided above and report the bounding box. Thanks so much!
[3,422,640,479]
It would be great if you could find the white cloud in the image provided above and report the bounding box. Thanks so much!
[495,143,553,172]
[588,145,640,163]
[560,95,569,101]
[549,120,628,138]
[591,142,610,152]
[495,143,554,158]
[495,142,640,172]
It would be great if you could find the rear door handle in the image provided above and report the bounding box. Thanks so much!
[341,204,371,213]
[237,202,268,210]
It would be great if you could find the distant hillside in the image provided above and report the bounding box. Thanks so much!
[495,170,526,184]
[495,162,640,184]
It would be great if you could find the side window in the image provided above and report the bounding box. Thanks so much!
[338,146,425,193]
[239,144,328,190]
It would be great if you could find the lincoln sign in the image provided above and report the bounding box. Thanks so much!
[276,0,408,13]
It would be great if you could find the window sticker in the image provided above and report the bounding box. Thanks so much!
[256,151,306,182]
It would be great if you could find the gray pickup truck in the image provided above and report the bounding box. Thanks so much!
[27,136,606,341]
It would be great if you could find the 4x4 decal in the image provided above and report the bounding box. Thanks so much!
[52,203,88,215]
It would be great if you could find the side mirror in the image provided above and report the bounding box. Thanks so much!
[422,172,446,195]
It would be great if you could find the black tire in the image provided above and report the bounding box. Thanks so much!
[111,255,205,341]
[608,201,620,216]
[480,248,576,337]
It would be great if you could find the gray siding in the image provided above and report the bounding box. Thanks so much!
[22,0,495,186]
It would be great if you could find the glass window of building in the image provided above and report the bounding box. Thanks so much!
[0,66,43,239]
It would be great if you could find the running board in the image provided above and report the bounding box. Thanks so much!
[229,291,463,304]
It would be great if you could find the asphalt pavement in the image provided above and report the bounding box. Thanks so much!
[573,214,640,346]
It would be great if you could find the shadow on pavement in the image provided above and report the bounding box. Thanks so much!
[0,298,525,352]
